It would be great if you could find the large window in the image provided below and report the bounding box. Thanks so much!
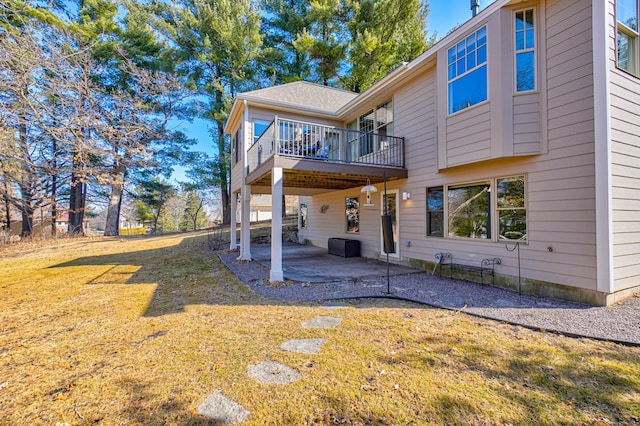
[448,27,487,114]
[448,182,491,239]
[427,186,444,237]
[497,175,527,241]
[617,0,639,75]
[429,176,527,241]
[346,197,359,233]
[515,9,536,92]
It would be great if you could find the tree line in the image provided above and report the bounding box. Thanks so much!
[0,0,431,238]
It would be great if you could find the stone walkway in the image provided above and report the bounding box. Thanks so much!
[197,309,344,424]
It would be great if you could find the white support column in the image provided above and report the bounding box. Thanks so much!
[238,98,252,260]
[239,186,252,260]
[229,192,237,250]
[270,167,284,282]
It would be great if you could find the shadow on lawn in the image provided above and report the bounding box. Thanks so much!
[396,333,639,423]
[49,232,281,317]
[309,334,640,424]
[116,377,219,425]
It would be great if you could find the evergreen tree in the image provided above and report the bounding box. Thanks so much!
[293,0,350,86]
[261,0,312,83]
[134,178,175,234]
[147,0,262,225]
[345,0,430,92]
[181,191,206,230]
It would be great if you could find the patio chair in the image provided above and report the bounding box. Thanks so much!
[315,144,330,159]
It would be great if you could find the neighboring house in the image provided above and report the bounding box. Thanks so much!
[9,213,91,236]
[233,194,299,223]
[224,0,640,306]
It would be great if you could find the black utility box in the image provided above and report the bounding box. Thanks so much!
[328,238,360,257]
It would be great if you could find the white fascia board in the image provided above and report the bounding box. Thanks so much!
[224,99,244,134]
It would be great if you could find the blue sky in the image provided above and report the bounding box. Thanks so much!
[170,0,497,183]
[429,0,496,39]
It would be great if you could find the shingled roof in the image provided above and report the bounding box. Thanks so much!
[239,81,358,114]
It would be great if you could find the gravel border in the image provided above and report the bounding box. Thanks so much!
[218,251,640,345]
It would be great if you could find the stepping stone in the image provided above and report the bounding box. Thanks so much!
[247,360,301,384]
[302,316,342,329]
[280,338,326,354]
[197,390,249,424]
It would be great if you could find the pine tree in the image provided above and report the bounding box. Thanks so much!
[345,0,431,92]
[293,0,350,86]
[147,0,262,225]
[261,0,313,83]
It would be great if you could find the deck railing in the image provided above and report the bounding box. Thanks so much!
[247,117,405,174]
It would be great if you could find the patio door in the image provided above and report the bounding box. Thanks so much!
[380,190,399,259]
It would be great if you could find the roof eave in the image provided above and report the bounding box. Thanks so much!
[238,94,342,119]
[223,98,244,134]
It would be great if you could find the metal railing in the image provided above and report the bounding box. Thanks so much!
[247,117,405,174]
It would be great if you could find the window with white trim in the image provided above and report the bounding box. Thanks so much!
[447,26,487,114]
[426,186,444,237]
[515,8,536,92]
[232,129,240,165]
[617,0,639,75]
[346,197,359,233]
[300,203,308,228]
[346,100,394,157]
[431,175,527,242]
[448,181,491,239]
[496,175,527,241]
[253,120,271,144]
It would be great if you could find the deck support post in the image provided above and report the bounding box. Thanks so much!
[239,186,252,260]
[270,167,284,282]
[229,192,237,250]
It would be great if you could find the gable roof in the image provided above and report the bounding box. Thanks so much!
[240,81,357,113]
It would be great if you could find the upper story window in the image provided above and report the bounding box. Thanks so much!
[515,8,536,92]
[232,129,240,165]
[447,26,487,114]
[347,100,394,157]
[253,120,271,144]
[617,0,639,75]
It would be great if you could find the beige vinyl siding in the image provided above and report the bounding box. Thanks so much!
[298,186,402,258]
[520,0,597,287]
[446,103,493,166]
[230,121,244,194]
[608,0,640,291]
[302,0,599,293]
[395,66,437,247]
[513,93,541,154]
[293,0,611,301]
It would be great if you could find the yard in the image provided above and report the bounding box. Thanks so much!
[0,230,639,425]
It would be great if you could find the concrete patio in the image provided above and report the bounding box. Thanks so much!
[250,243,421,283]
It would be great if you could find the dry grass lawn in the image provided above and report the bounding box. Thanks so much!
[0,230,639,425]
